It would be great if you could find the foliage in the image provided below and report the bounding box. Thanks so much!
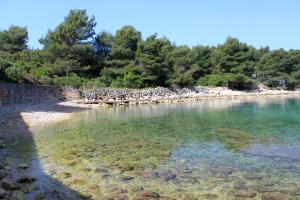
[53,73,86,88]
[0,26,28,53]
[0,9,300,90]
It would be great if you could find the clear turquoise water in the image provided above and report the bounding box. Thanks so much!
[34,98,300,199]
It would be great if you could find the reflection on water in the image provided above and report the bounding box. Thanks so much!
[34,97,300,199]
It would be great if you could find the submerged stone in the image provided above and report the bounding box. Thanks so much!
[2,179,20,190]
[120,176,134,182]
[134,190,160,200]
[17,176,37,183]
[55,172,72,179]
[244,172,263,180]
[0,187,6,198]
[140,171,159,179]
[128,186,144,193]
[18,163,29,169]
[233,189,257,198]
[255,186,277,193]
[0,170,7,179]
[261,192,291,200]
[11,190,25,200]
[159,171,176,181]
[201,193,219,199]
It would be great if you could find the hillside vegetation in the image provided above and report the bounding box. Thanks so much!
[1,9,300,90]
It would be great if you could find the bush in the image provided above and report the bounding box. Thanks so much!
[4,66,26,83]
[227,74,254,90]
[83,78,107,89]
[38,75,53,85]
[197,74,228,87]
[198,73,254,90]
[98,67,122,87]
[0,59,12,71]
[53,73,86,88]
[170,73,195,87]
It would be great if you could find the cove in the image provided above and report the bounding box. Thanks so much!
[33,97,300,199]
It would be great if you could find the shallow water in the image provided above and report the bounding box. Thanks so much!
[34,98,300,199]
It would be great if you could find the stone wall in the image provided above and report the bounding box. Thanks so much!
[0,83,80,105]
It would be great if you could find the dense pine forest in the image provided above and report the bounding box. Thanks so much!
[1,9,300,90]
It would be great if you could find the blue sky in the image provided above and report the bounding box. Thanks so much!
[1,0,300,49]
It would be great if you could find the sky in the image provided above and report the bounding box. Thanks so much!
[1,0,300,50]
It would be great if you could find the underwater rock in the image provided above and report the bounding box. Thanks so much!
[95,167,109,174]
[55,172,72,179]
[2,179,20,190]
[159,171,176,181]
[70,179,87,186]
[261,181,276,186]
[233,181,249,189]
[233,189,257,198]
[18,163,29,169]
[17,176,37,183]
[134,190,160,200]
[120,164,135,172]
[0,141,5,149]
[111,168,124,175]
[105,193,128,200]
[34,192,46,200]
[11,190,25,200]
[210,167,233,176]
[120,176,134,182]
[255,186,277,193]
[244,172,263,180]
[140,171,159,179]
[0,187,6,198]
[101,174,111,179]
[201,193,219,199]
[279,189,300,196]
[0,170,7,179]
[128,186,144,193]
[109,187,128,194]
[261,192,291,200]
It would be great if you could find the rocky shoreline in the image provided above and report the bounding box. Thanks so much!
[1,83,300,106]
[77,86,300,105]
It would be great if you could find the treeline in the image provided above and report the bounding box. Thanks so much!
[1,9,300,90]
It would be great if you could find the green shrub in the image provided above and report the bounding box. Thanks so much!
[0,59,12,71]
[198,73,254,90]
[4,66,26,83]
[197,74,228,87]
[83,78,107,89]
[38,75,53,85]
[53,73,86,88]
[170,73,195,87]
[227,74,254,90]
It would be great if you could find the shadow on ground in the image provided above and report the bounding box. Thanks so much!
[0,101,90,200]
